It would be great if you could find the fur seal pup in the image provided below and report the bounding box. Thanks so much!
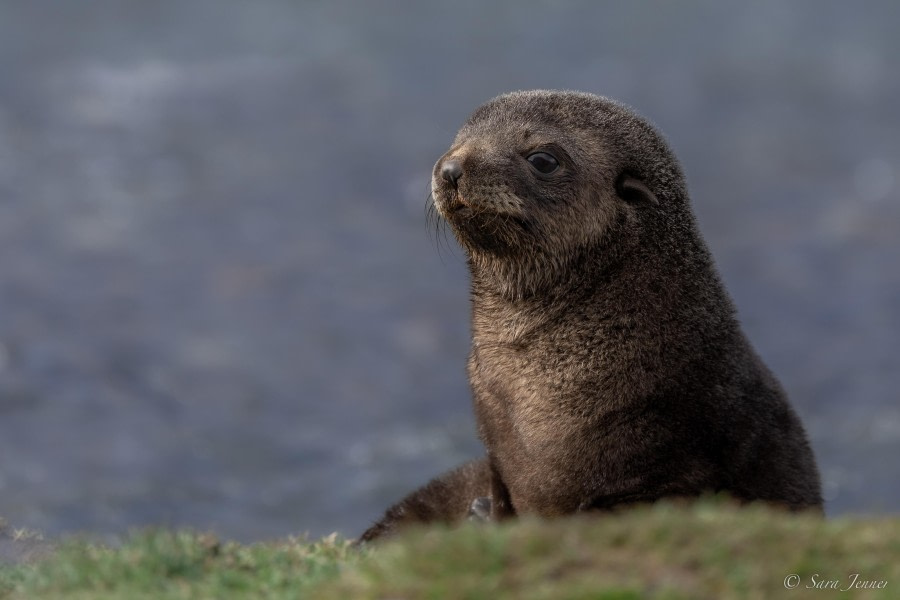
[359,90,822,542]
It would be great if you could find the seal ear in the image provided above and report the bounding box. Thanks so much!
[616,173,658,206]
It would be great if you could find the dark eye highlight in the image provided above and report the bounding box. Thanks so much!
[526,152,559,174]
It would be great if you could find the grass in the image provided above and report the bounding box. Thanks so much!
[2,499,898,599]
[0,531,353,600]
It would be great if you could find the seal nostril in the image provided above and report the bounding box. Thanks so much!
[441,159,463,186]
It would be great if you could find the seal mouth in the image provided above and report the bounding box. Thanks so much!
[434,189,471,218]
[437,190,532,230]
[446,191,470,211]
[447,206,475,221]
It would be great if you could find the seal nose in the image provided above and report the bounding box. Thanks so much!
[440,159,463,187]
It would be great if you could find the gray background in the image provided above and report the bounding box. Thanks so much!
[0,0,897,543]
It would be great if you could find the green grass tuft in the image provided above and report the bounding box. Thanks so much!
[0,530,354,600]
[2,499,899,599]
[321,500,899,599]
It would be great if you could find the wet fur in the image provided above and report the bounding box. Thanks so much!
[359,90,822,543]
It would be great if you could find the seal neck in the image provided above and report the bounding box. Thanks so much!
[467,215,738,351]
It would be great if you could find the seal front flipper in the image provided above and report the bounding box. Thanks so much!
[358,457,492,543]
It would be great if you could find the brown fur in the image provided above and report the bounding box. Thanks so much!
[359,90,822,543]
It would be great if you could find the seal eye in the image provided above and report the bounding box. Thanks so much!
[526,152,559,174]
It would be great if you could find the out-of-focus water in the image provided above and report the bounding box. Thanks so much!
[0,1,898,545]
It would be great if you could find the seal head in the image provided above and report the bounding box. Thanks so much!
[431,90,678,299]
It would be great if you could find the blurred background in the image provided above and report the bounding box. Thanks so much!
[0,0,897,544]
